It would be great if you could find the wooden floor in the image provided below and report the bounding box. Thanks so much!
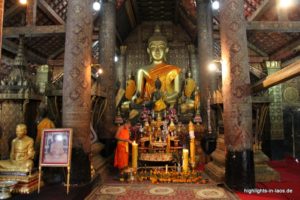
[9,176,100,200]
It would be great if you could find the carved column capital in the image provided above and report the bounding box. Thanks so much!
[120,45,127,56]
[265,61,281,69]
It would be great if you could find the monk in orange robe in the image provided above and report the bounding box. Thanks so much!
[114,120,132,170]
[35,108,55,152]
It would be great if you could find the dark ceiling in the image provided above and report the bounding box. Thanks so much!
[1,0,300,66]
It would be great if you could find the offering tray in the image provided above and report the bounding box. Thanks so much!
[0,180,17,199]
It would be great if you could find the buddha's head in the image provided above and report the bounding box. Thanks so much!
[16,124,27,139]
[147,25,169,63]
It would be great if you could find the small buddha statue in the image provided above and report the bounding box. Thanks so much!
[180,70,197,113]
[151,77,167,112]
[194,86,201,112]
[132,25,181,107]
[184,70,196,100]
[0,124,35,172]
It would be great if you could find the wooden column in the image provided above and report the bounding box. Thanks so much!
[266,61,284,159]
[118,45,127,89]
[188,44,199,86]
[63,0,93,183]
[197,0,214,127]
[98,0,116,138]
[0,0,4,62]
[220,0,255,190]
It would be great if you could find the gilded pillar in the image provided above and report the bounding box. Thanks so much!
[98,0,116,138]
[63,0,93,183]
[0,0,4,62]
[220,0,255,190]
[266,61,284,159]
[196,0,214,127]
[118,45,127,89]
[188,44,199,86]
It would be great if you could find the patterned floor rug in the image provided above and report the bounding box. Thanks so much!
[85,183,239,200]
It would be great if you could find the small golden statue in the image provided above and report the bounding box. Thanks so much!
[0,124,35,173]
[184,70,196,100]
[152,77,167,112]
[121,73,137,111]
[133,25,181,107]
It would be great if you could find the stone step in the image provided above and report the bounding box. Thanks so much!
[255,164,280,182]
[211,149,226,166]
[254,150,270,164]
[205,162,225,182]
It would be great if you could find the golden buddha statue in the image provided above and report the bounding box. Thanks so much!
[133,25,181,107]
[184,70,196,100]
[194,86,201,112]
[180,71,197,113]
[0,124,35,172]
[125,73,136,101]
[121,73,137,111]
[151,77,167,112]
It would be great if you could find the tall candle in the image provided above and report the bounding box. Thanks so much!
[207,94,212,134]
[166,134,170,153]
[132,141,138,170]
[190,138,195,165]
[182,149,189,173]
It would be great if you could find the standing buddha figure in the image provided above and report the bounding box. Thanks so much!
[133,25,181,107]
[180,70,197,113]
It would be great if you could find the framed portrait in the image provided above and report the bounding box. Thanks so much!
[39,128,73,167]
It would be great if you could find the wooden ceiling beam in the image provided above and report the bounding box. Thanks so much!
[130,0,140,24]
[247,21,300,32]
[247,42,269,57]
[2,39,46,64]
[125,0,136,28]
[249,56,269,63]
[270,39,300,60]
[37,0,65,25]
[251,60,300,93]
[247,0,271,21]
[48,47,64,59]
[4,4,22,20]
[26,0,37,25]
[3,25,65,38]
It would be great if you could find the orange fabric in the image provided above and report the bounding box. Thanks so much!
[36,118,55,148]
[114,126,130,169]
[144,63,181,100]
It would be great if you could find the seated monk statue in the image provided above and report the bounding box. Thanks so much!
[180,70,197,113]
[132,25,181,108]
[151,77,167,112]
[0,124,35,172]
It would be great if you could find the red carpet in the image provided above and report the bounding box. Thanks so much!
[237,157,300,200]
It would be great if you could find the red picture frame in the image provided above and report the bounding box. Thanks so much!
[39,128,72,167]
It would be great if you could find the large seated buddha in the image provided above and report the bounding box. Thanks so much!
[132,25,181,109]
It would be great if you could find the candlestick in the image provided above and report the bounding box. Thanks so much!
[132,141,138,170]
[182,149,189,173]
[190,138,195,166]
